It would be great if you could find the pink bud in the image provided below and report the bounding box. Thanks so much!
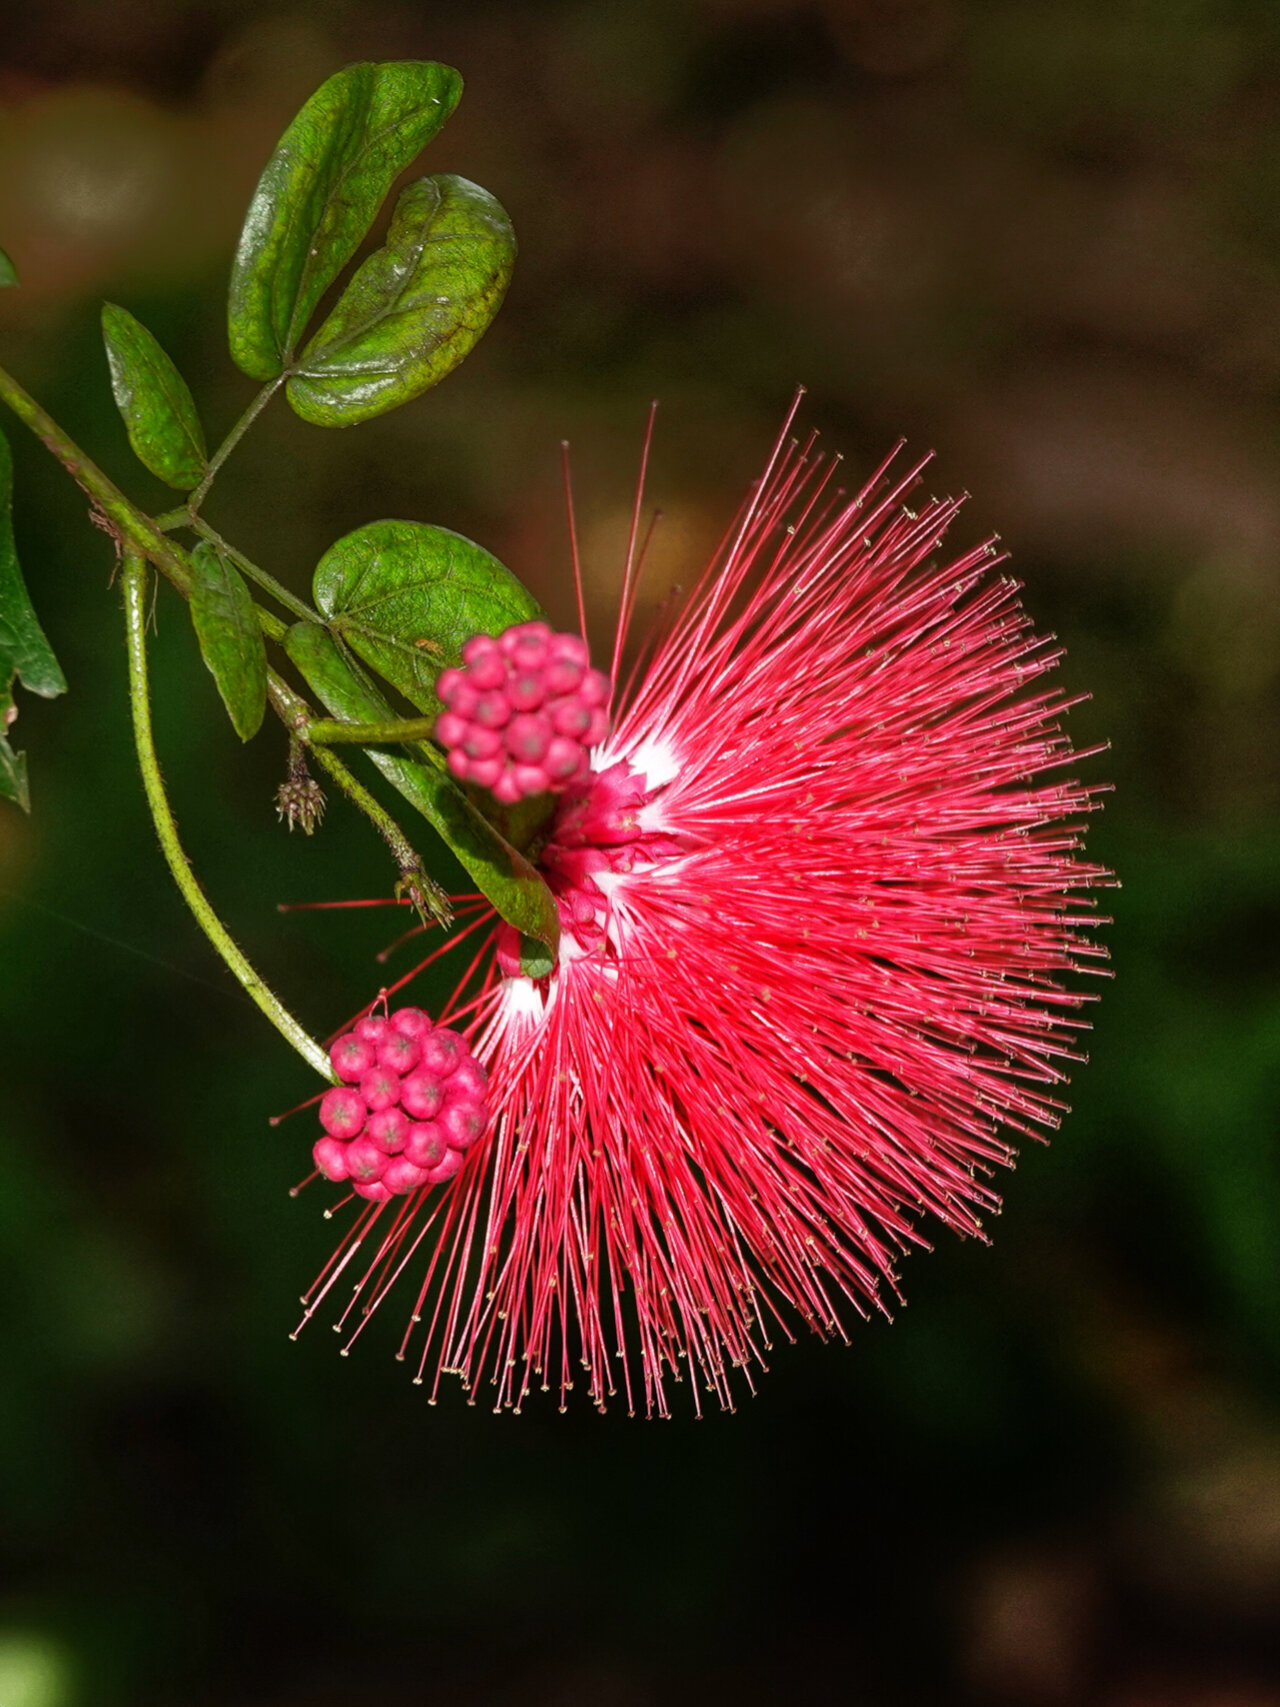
[544,656,585,695]
[466,650,507,692]
[381,1155,431,1196]
[506,713,552,763]
[507,671,545,712]
[461,725,503,760]
[426,1148,465,1185]
[549,699,592,739]
[491,770,523,804]
[495,924,522,978]
[391,1007,432,1038]
[548,632,589,665]
[468,756,503,789]
[354,1015,389,1045]
[447,749,472,781]
[544,736,584,781]
[446,1057,489,1102]
[580,669,610,708]
[473,692,511,729]
[440,1100,487,1150]
[313,1136,351,1181]
[418,1030,462,1077]
[366,1106,408,1154]
[512,763,551,796]
[570,889,597,927]
[586,708,610,745]
[359,1065,402,1113]
[401,1073,444,1120]
[403,1121,447,1169]
[435,710,468,747]
[330,1033,374,1083]
[345,1135,387,1183]
[510,630,549,669]
[352,1180,392,1203]
[320,1086,366,1140]
[461,632,502,669]
[440,675,478,718]
[378,1031,421,1075]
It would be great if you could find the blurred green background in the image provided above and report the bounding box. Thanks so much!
[2,2,1279,1703]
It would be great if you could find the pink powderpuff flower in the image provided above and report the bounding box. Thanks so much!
[296,398,1111,1417]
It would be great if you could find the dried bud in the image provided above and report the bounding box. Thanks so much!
[395,866,452,929]
[276,742,325,834]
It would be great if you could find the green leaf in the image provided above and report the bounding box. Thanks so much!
[286,174,516,427]
[0,249,17,288]
[228,60,463,381]
[0,425,67,812]
[285,620,558,958]
[101,304,208,492]
[188,541,267,741]
[314,520,541,711]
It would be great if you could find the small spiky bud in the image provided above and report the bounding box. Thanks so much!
[275,742,325,834]
[395,865,453,930]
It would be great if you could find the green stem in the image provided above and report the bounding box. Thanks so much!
[305,713,440,745]
[123,551,334,1082]
[190,518,319,625]
[187,378,282,514]
[0,358,201,601]
[0,353,454,929]
[0,357,296,649]
[267,673,452,929]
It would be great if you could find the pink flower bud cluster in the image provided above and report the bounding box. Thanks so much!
[435,621,611,804]
[313,1007,488,1204]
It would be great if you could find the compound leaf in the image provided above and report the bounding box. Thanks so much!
[228,60,463,380]
[287,174,516,427]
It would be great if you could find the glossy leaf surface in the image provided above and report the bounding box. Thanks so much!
[228,60,463,381]
[285,621,558,959]
[189,542,267,741]
[0,426,67,810]
[287,174,516,427]
[102,304,208,491]
[313,520,541,711]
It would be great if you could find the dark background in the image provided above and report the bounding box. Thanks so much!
[1,2,1278,1703]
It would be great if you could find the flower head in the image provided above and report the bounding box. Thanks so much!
[297,403,1110,1416]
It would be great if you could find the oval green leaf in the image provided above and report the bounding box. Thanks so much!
[0,425,66,811]
[313,520,541,711]
[228,60,463,381]
[284,620,558,957]
[189,541,267,741]
[102,304,208,491]
[286,174,516,427]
